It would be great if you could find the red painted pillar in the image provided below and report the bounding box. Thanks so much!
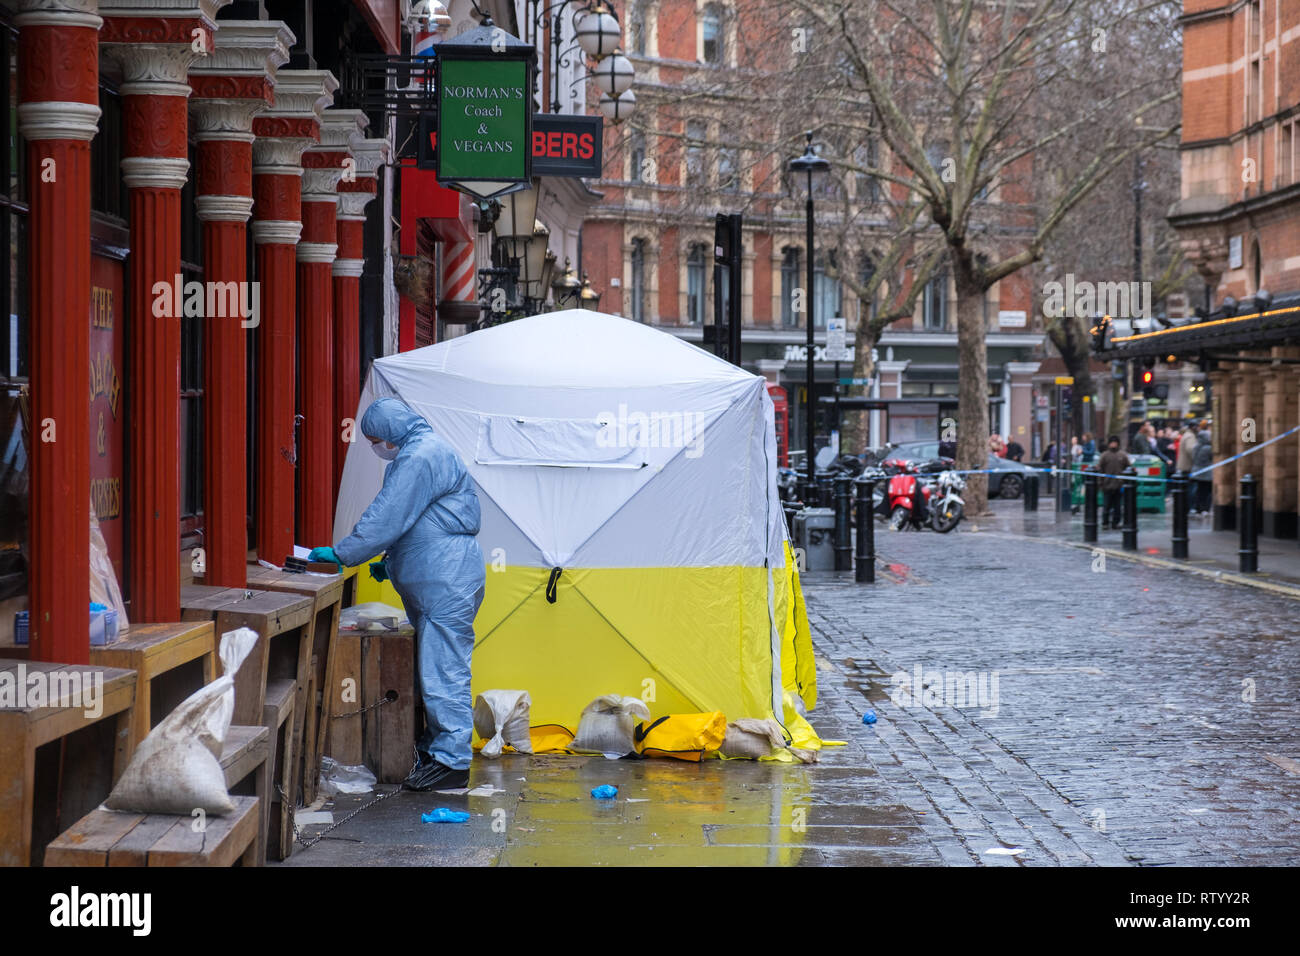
[188,22,288,586]
[17,4,102,664]
[332,137,387,496]
[250,70,334,564]
[103,20,211,624]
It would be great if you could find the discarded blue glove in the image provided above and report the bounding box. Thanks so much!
[369,559,389,583]
[862,710,877,725]
[308,546,342,570]
[590,785,618,799]
[422,808,470,823]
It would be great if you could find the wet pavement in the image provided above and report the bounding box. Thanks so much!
[280,514,1300,866]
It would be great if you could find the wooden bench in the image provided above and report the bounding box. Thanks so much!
[219,725,269,866]
[89,621,216,763]
[263,678,297,861]
[0,661,136,866]
[43,795,260,867]
[244,564,344,805]
[328,626,417,784]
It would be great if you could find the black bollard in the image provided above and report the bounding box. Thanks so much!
[1239,473,1259,573]
[1121,469,1138,551]
[833,476,852,571]
[1171,471,1189,560]
[1024,471,1039,511]
[815,471,834,508]
[854,476,876,583]
[1083,471,1098,543]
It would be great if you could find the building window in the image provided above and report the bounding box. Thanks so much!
[923,271,948,330]
[812,252,840,330]
[781,246,801,327]
[718,142,739,191]
[685,119,706,185]
[1252,239,1262,292]
[702,4,724,64]
[629,238,646,322]
[629,129,647,182]
[687,243,708,324]
[628,0,647,55]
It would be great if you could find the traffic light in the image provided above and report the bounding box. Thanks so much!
[1141,369,1154,387]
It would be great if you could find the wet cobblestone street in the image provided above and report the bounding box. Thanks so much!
[803,524,1300,866]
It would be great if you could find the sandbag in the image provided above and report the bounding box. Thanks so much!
[720,718,788,759]
[105,628,259,816]
[473,689,533,758]
[634,712,726,762]
[570,694,651,758]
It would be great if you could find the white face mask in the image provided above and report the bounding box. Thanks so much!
[371,441,399,461]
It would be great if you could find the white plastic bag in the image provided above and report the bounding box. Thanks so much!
[318,756,377,795]
[339,601,409,632]
[570,694,652,758]
[105,628,259,816]
[473,690,533,758]
[89,495,128,633]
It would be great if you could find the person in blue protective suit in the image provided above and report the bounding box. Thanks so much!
[310,397,485,791]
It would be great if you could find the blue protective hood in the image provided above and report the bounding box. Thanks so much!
[361,397,431,447]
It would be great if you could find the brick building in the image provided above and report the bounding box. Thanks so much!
[1105,0,1300,538]
[580,0,1047,458]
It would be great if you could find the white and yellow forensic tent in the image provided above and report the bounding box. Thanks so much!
[334,310,819,742]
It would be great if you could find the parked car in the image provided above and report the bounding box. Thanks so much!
[880,440,1038,499]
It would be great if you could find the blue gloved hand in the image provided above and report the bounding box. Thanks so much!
[369,559,389,583]
[308,546,342,570]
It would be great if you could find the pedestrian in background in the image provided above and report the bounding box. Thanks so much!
[1193,423,1214,515]
[989,433,1006,458]
[1098,435,1130,529]
[1005,437,1025,462]
[1176,419,1200,478]
[1081,432,1097,463]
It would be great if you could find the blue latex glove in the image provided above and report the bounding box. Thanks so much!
[590,785,618,799]
[369,559,389,583]
[308,546,342,571]
[422,808,469,823]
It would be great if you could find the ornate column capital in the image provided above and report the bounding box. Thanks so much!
[17,1,104,142]
[336,190,376,221]
[101,2,232,96]
[189,21,292,140]
[16,0,102,30]
[303,109,367,202]
[252,68,337,174]
[352,137,391,180]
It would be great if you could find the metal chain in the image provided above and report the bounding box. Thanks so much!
[330,690,398,720]
[281,783,404,850]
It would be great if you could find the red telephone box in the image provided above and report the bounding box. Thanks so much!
[768,384,789,468]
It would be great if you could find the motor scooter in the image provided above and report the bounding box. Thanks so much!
[885,465,965,533]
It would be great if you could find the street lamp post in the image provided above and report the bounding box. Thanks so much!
[788,131,829,502]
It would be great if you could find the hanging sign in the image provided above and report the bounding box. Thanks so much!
[433,22,535,199]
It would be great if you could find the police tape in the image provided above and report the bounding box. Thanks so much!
[1186,423,1300,478]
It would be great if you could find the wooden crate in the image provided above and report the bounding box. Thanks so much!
[0,661,136,866]
[219,726,269,866]
[244,564,343,805]
[44,795,260,867]
[89,621,216,763]
[327,627,416,784]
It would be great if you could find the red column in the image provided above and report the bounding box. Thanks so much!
[332,213,367,495]
[189,21,287,586]
[102,25,207,625]
[295,201,337,545]
[17,5,102,664]
[252,175,305,567]
[250,69,333,564]
[331,136,387,496]
[193,135,255,586]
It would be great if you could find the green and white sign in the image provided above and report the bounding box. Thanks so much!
[436,58,530,187]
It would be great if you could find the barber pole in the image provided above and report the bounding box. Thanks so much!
[442,241,475,306]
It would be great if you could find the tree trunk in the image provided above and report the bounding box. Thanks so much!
[954,267,990,514]
[839,328,878,453]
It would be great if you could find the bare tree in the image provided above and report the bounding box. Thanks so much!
[780,0,1181,510]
